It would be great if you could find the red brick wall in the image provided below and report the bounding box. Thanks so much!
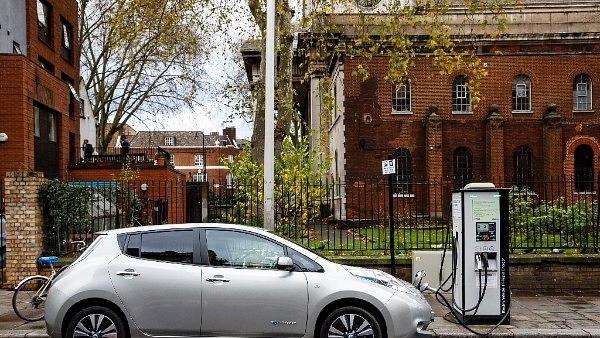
[343,52,600,183]
[0,0,80,180]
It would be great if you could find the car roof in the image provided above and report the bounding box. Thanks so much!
[97,223,272,236]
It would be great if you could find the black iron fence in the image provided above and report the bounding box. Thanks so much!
[19,176,600,255]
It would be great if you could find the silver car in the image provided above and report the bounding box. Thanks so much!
[45,223,433,338]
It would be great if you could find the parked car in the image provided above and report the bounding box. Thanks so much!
[45,223,434,338]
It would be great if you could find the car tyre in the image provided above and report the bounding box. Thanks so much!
[320,306,382,338]
[65,306,126,338]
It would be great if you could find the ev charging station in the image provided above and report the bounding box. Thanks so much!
[452,183,510,325]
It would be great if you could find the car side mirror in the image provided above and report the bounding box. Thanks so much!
[276,256,294,271]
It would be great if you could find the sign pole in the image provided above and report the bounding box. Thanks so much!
[383,157,396,276]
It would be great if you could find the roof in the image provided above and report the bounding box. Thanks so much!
[130,131,236,148]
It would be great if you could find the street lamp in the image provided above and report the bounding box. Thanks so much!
[195,131,207,182]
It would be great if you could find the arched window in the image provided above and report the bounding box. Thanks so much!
[392,81,411,113]
[574,144,594,192]
[513,145,533,187]
[573,74,593,111]
[452,76,471,113]
[392,148,412,194]
[512,75,531,112]
[454,147,472,189]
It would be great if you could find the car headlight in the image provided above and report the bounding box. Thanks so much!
[371,270,417,295]
[346,266,417,295]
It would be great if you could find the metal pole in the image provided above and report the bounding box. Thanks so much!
[388,156,395,276]
[264,0,275,231]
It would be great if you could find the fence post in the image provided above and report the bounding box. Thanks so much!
[3,171,46,288]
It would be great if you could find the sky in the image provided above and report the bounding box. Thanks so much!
[130,1,256,140]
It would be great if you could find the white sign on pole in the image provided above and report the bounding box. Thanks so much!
[382,159,396,175]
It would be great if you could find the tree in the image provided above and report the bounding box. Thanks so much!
[243,0,519,163]
[79,0,218,148]
[247,0,297,163]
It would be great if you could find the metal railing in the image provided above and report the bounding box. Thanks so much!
[36,176,600,255]
[77,146,171,165]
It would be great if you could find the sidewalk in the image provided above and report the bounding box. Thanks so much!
[1,289,600,337]
[428,290,600,337]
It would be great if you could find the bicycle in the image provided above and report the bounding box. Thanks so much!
[12,256,59,321]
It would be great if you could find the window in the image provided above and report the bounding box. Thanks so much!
[228,154,234,163]
[37,0,51,45]
[13,42,22,54]
[38,57,54,72]
[392,81,411,113]
[206,230,284,268]
[194,154,204,166]
[226,173,234,188]
[60,19,73,62]
[573,74,592,111]
[34,107,40,137]
[574,144,594,192]
[454,147,472,189]
[165,137,174,146]
[193,173,206,182]
[125,230,194,263]
[79,100,85,118]
[512,75,531,112]
[48,113,57,142]
[63,76,79,120]
[170,155,175,165]
[513,145,533,187]
[392,148,412,194]
[452,76,471,113]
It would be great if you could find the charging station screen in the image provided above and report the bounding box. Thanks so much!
[476,222,496,241]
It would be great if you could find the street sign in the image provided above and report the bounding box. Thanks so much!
[382,159,396,175]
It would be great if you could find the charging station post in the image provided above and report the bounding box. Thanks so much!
[452,183,510,325]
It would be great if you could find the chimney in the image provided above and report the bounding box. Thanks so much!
[222,127,237,142]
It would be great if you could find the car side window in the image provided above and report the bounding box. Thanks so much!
[206,230,284,269]
[125,230,194,264]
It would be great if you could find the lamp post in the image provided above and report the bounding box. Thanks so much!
[195,131,207,223]
[195,131,207,181]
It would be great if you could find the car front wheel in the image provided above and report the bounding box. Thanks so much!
[65,306,126,338]
[320,306,382,338]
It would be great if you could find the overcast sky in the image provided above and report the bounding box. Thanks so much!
[129,1,255,140]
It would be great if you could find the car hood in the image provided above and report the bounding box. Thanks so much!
[343,265,419,295]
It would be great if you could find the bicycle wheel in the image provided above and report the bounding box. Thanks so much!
[12,276,50,321]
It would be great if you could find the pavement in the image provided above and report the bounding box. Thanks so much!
[1,289,600,337]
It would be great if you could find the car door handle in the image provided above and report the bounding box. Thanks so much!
[206,276,230,283]
[116,270,140,277]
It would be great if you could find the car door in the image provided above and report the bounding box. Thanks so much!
[109,229,202,337]
[201,229,309,337]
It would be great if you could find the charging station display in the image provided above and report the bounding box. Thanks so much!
[452,184,510,325]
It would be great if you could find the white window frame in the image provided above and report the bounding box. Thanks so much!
[164,136,174,146]
[193,173,206,182]
[512,75,532,113]
[392,82,412,114]
[194,154,204,166]
[226,173,234,188]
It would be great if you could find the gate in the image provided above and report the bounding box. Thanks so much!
[186,182,208,222]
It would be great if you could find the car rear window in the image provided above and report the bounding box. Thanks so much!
[124,230,194,264]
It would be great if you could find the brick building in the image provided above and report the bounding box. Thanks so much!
[241,0,600,218]
[130,127,243,188]
[0,0,80,180]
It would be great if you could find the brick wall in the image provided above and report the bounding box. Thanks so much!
[3,171,45,288]
[342,53,600,184]
[335,255,600,292]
